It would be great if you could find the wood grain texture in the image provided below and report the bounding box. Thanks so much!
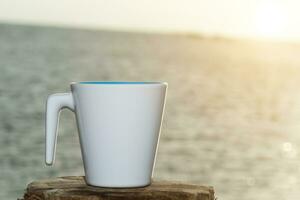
[23,176,215,200]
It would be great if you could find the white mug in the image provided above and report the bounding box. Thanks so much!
[45,81,167,187]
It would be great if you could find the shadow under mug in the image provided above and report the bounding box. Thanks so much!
[45,81,167,187]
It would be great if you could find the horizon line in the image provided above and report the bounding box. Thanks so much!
[1,19,299,44]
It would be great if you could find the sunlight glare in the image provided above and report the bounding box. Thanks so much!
[254,1,288,39]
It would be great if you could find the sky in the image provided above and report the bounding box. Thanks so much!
[0,0,299,41]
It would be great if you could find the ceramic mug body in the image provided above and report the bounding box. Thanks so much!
[45,82,167,187]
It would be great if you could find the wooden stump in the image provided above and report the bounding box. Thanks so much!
[22,176,215,200]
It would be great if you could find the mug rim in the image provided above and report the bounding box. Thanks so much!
[71,81,167,85]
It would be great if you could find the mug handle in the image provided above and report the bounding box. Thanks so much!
[45,93,75,165]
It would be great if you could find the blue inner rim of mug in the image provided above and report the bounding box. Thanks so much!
[79,81,162,84]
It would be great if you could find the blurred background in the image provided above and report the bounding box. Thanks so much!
[0,0,300,200]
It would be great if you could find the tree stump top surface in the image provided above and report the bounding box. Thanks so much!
[23,176,215,200]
